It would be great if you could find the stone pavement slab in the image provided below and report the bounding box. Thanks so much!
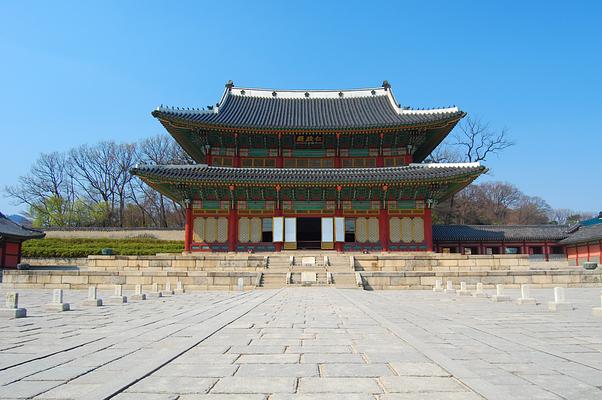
[0,287,601,399]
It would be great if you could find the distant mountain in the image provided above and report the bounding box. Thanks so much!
[8,214,32,227]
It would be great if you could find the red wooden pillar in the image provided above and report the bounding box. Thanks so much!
[228,208,238,252]
[544,241,549,262]
[379,208,389,252]
[206,153,212,166]
[424,208,433,252]
[376,155,384,167]
[404,154,413,165]
[184,202,193,252]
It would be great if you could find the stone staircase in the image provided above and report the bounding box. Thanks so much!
[256,253,363,289]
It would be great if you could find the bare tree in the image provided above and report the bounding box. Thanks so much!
[5,152,76,226]
[68,142,124,225]
[453,116,514,162]
[136,134,191,227]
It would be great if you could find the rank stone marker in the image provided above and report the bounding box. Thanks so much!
[237,277,244,291]
[433,279,444,292]
[161,281,174,296]
[0,292,27,318]
[472,282,488,298]
[130,284,147,301]
[82,286,103,307]
[517,284,537,305]
[548,286,574,311]
[444,281,456,294]
[106,285,127,305]
[592,291,602,317]
[44,289,70,312]
[491,284,511,302]
[174,281,185,295]
[147,283,162,298]
[457,281,471,296]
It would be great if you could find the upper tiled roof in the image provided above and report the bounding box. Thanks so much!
[0,213,45,240]
[152,82,465,131]
[559,224,602,245]
[131,163,485,186]
[433,224,569,242]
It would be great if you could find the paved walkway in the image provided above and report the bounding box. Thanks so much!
[0,287,601,399]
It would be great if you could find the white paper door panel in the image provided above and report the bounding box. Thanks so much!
[284,218,296,242]
[272,217,284,242]
[321,218,334,242]
[335,217,345,242]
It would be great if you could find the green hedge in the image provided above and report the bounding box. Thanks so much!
[22,238,184,258]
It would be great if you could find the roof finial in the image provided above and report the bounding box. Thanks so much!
[382,80,391,90]
[225,80,234,90]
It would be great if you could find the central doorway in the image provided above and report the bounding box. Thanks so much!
[296,218,321,249]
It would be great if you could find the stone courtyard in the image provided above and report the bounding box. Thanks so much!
[0,287,601,399]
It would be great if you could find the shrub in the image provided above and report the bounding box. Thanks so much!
[22,238,184,258]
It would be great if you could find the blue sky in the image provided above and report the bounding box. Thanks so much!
[1,0,601,215]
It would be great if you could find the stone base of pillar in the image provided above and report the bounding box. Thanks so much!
[44,303,70,312]
[130,294,147,301]
[491,295,511,302]
[592,307,602,317]
[548,302,574,311]
[516,298,537,305]
[0,308,27,318]
[82,299,103,307]
[160,290,174,297]
[147,292,162,298]
[105,296,127,305]
[457,290,472,296]
[472,292,489,298]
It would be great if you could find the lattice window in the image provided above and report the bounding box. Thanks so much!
[193,217,227,243]
[193,217,205,242]
[355,217,367,243]
[401,217,413,243]
[389,217,401,243]
[413,217,424,242]
[367,218,379,243]
[205,217,216,242]
[250,217,262,242]
[238,217,263,243]
[217,217,228,243]
[389,216,425,243]
[238,218,250,242]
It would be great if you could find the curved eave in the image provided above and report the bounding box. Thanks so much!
[151,109,465,134]
[131,164,486,204]
[0,230,46,241]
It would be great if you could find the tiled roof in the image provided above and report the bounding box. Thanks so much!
[131,163,486,186]
[0,213,45,240]
[152,83,464,131]
[559,224,602,245]
[433,224,569,242]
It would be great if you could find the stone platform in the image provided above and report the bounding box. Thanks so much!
[4,252,601,291]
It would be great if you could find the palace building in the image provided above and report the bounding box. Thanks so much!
[132,81,486,252]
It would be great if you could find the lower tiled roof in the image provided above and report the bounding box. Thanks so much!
[131,164,485,186]
[559,224,602,245]
[0,213,45,240]
[433,224,569,242]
